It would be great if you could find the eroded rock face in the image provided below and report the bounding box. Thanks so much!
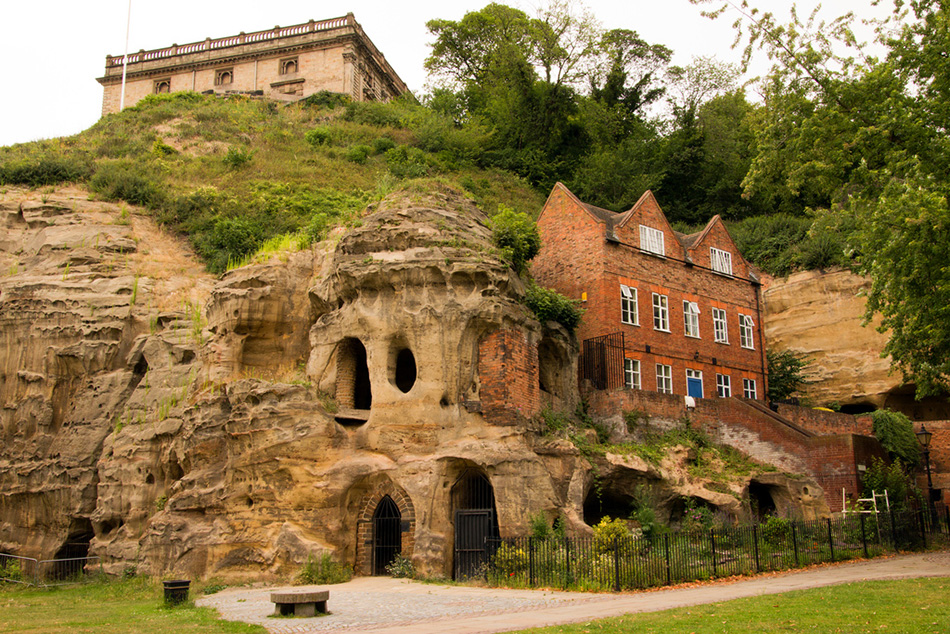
[763,268,950,418]
[0,185,824,581]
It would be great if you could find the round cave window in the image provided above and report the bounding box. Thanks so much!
[394,348,417,393]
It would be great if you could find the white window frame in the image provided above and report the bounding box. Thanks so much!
[710,247,733,276]
[713,307,729,344]
[652,293,669,332]
[716,373,732,398]
[639,225,665,256]
[620,284,638,326]
[683,301,701,338]
[624,358,641,390]
[743,378,758,399]
[739,313,755,349]
[656,363,673,394]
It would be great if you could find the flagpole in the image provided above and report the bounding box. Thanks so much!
[119,0,132,111]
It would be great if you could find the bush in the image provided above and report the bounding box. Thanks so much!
[295,552,353,585]
[593,516,629,554]
[299,91,350,110]
[862,456,917,510]
[870,410,921,467]
[372,137,396,155]
[222,146,253,169]
[90,163,163,208]
[0,155,92,186]
[524,282,584,332]
[345,145,372,164]
[492,543,528,576]
[489,207,540,274]
[385,553,415,578]
[385,145,430,178]
[760,514,792,547]
[305,127,333,148]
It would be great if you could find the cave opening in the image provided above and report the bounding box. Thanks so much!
[394,348,417,393]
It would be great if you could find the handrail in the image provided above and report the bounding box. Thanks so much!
[106,15,353,67]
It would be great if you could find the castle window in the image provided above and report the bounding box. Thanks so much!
[639,225,665,256]
[743,378,758,399]
[739,314,755,349]
[280,57,298,75]
[154,79,171,94]
[624,358,641,390]
[713,308,729,344]
[215,68,234,86]
[711,247,733,275]
[683,301,700,338]
[620,285,638,325]
[656,363,673,394]
[652,293,669,332]
[717,373,732,397]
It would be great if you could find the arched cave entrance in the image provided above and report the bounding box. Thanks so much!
[372,495,402,575]
[583,487,634,526]
[392,347,417,394]
[749,481,778,520]
[51,519,94,580]
[336,338,372,417]
[451,468,499,580]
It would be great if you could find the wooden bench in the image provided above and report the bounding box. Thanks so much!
[270,589,329,617]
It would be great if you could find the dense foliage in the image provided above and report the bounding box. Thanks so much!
[870,409,921,468]
[524,282,584,331]
[765,349,811,401]
[489,206,541,273]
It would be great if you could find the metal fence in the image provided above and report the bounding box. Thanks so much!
[0,553,102,587]
[486,507,950,591]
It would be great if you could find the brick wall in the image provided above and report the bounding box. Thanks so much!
[354,482,416,576]
[477,329,540,426]
[775,404,873,436]
[586,388,885,511]
[917,420,950,504]
[532,184,767,403]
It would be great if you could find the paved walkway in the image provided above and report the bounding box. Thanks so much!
[197,552,950,634]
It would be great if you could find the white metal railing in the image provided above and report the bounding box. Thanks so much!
[107,16,352,67]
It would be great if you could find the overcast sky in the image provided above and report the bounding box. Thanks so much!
[0,1,877,147]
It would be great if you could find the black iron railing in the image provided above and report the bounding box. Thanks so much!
[581,332,625,390]
[486,507,950,591]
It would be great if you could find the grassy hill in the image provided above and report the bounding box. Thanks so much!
[0,92,544,272]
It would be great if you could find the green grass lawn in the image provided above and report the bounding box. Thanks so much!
[517,577,950,634]
[0,578,264,634]
[1,576,947,633]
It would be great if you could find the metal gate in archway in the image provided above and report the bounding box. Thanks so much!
[452,470,499,579]
[372,495,402,575]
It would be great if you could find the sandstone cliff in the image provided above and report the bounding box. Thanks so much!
[0,184,821,579]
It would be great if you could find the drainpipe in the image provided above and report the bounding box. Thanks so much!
[754,280,768,400]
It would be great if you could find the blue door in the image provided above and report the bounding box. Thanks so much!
[686,370,704,398]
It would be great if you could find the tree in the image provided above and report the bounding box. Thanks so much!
[765,349,811,402]
[870,409,921,468]
[692,0,950,396]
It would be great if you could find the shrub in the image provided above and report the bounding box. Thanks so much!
[524,282,583,331]
[862,456,917,510]
[299,91,350,110]
[151,139,177,157]
[760,514,792,547]
[385,553,415,579]
[492,543,528,576]
[385,145,430,178]
[90,163,163,208]
[295,552,353,585]
[0,155,92,186]
[345,145,372,164]
[372,136,396,155]
[489,207,540,274]
[222,146,253,169]
[592,516,629,554]
[343,101,406,128]
[870,410,921,467]
[305,127,333,148]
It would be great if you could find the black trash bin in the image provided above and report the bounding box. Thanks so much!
[163,579,191,606]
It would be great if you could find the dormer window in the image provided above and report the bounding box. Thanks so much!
[639,225,665,256]
[711,247,733,276]
[215,68,234,86]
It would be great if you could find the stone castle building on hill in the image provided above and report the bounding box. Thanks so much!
[97,14,408,115]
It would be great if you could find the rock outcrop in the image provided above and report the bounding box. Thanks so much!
[763,268,950,419]
[0,184,823,580]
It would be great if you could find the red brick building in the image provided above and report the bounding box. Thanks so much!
[533,183,768,402]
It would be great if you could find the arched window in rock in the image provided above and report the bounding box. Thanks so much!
[390,343,417,394]
[336,338,372,412]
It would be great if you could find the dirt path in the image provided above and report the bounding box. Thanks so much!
[196,551,950,633]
